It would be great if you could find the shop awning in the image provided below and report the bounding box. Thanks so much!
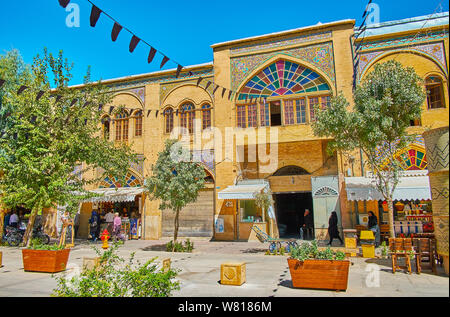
[217,180,269,200]
[345,173,432,201]
[82,187,147,203]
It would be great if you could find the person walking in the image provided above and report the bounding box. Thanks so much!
[9,211,19,228]
[74,212,80,239]
[327,211,343,246]
[104,210,114,236]
[89,210,100,242]
[302,209,314,240]
[368,211,381,247]
[112,212,123,242]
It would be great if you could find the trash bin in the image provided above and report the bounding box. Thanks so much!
[343,229,358,249]
[360,230,375,258]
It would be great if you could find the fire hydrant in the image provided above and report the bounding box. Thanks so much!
[101,229,110,249]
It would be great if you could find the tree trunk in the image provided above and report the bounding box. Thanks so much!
[0,210,4,242]
[23,205,40,247]
[173,209,180,251]
[387,196,395,238]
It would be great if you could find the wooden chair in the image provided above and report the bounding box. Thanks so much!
[413,238,437,274]
[389,238,413,274]
[379,224,390,243]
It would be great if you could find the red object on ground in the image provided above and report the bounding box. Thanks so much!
[100,229,110,241]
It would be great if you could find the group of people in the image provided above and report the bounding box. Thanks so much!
[298,209,380,247]
[89,210,124,242]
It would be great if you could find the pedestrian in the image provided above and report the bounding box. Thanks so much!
[327,211,343,246]
[301,209,314,240]
[104,209,114,236]
[3,211,11,237]
[112,212,123,242]
[9,211,19,228]
[74,212,80,238]
[89,210,99,242]
[368,211,381,247]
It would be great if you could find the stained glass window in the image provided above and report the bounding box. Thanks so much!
[247,104,257,127]
[309,97,319,122]
[260,101,270,127]
[99,171,142,188]
[295,99,307,124]
[164,107,174,133]
[180,103,195,134]
[237,60,330,101]
[202,104,211,130]
[237,105,246,128]
[395,147,428,170]
[284,100,295,125]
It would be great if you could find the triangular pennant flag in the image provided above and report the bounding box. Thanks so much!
[30,116,37,124]
[111,22,123,42]
[188,71,193,76]
[69,98,78,107]
[90,5,102,27]
[175,109,179,116]
[12,132,17,140]
[109,106,115,114]
[160,56,170,69]
[222,87,226,98]
[55,95,63,103]
[148,47,157,64]
[362,0,373,18]
[84,119,88,125]
[0,79,5,88]
[196,77,203,86]
[205,81,212,90]
[74,118,79,124]
[59,0,70,8]
[228,90,233,100]
[36,90,45,101]
[176,65,183,78]
[147,110,151,117]
[155,110,159,118]
[98,104,103,111]
[129,35,140,53]
[17,85,28,95]
[213,85,220,95]
[83,101,91,107]
[250,97,253,103]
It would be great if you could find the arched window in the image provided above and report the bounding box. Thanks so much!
[236,59,331,127]
[425,76,445,109]
[202,104,212,130]
[115,110,129,141]
[163,107,174,134]
[101,116,110,140]
[179,103,195,134]
[134,110,143,137]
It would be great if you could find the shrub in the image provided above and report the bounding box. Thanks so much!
[290,240,346,261]
[166,239,194,253]
[28,238,64,251]
[52,242,180,297]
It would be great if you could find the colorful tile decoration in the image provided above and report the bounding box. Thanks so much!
[99,171,142,188]
[230,31,332,56]
[376,135,428,171]
[236,59,331,101]
[231,42,334,92]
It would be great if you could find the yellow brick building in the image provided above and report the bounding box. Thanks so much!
[70,12,448,244]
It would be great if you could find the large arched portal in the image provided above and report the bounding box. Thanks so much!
[270,165,314,239]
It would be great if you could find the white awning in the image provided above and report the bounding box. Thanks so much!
[82,187,146,203]
[345,175,432,201]
[218,180,269,200]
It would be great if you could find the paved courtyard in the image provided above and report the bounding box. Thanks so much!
[0,237,448,297]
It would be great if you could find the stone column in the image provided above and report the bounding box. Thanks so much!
[423,127,449,275]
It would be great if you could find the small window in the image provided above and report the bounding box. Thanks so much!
[426,76,445,109]
[134,110,143,137]
[180,103,195,134]
[101,116,110,140]
[269,101,282,126]
[309,97,319,122]
[237,105,247,128]
[202,104,212,130]
[115,110,129,141]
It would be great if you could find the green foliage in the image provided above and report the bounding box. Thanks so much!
[28,238,64,251]
[0,49,137,245]
[146,139,206,241]
[166,239,194,253]
[254,188,274,214]
[52,242,180,297]
[290,240,347,261]
[380,241,389,258]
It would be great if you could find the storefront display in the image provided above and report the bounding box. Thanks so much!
[388,200,434,236]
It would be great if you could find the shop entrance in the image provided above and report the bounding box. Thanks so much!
[274,192,313,238]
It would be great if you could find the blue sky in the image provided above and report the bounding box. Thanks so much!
[0,0,448,85]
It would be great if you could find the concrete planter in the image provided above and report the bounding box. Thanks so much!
[22,249,70,273]
[287,258,350,291]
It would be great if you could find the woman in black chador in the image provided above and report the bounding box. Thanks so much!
[327,211,343,246]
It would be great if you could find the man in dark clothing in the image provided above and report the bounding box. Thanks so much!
[301,209,314,240]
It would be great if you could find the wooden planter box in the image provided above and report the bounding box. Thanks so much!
[22,249,70,273]
[287,258,350,291]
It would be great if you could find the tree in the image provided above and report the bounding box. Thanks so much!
[312,60,425,238]
[146,139,206,245]
[0,49,137,246]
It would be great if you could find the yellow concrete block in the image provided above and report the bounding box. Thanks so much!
[82,257,101,271]
[345,237,357,249]
[162,258,171,273]
[221,262,246,286]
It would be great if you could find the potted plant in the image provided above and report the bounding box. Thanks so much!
[22,239,70,273]
[287,240,350,291]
